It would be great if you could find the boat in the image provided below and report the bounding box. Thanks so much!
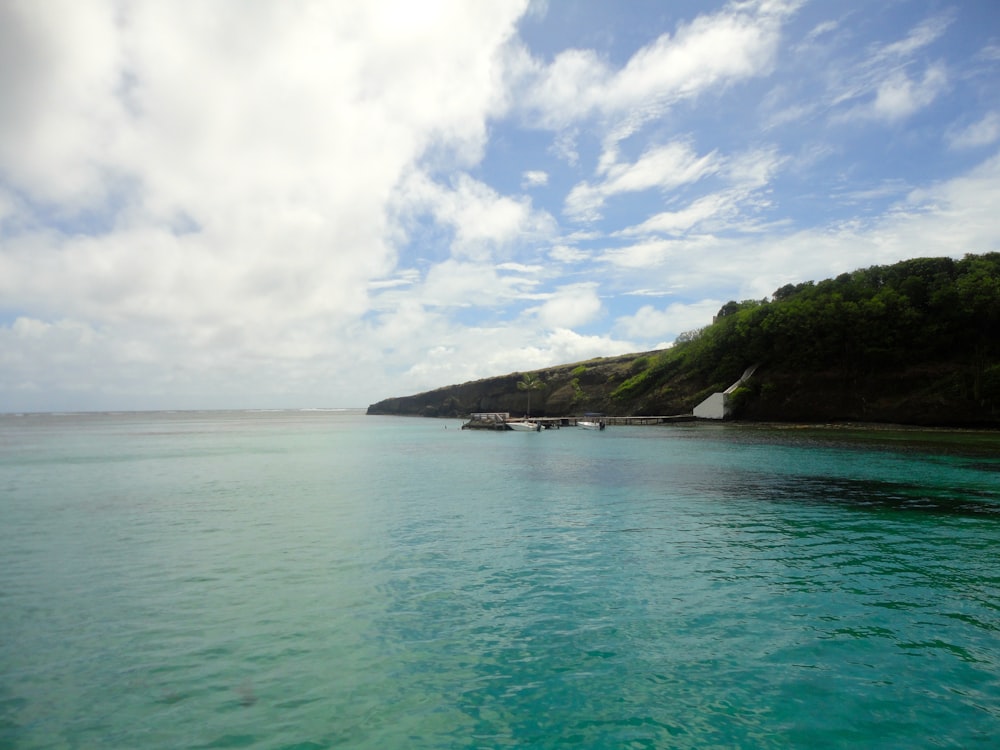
[506,420,542,432]
[578,414,606,430]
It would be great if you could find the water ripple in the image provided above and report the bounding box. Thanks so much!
[1,413,998,748]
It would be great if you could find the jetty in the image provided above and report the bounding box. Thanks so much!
[461,413,695,430]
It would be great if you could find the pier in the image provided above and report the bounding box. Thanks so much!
[461,414,696,430]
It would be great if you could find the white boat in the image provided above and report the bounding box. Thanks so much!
[506,420,541,431]
[578,418,606,430]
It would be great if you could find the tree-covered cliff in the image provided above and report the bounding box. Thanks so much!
[368,253,1000,426]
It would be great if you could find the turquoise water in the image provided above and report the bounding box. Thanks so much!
[1,411,998,749]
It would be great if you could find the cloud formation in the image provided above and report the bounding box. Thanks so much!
[1,0,998,411]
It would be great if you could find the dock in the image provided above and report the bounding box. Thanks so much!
[461,414,695,430]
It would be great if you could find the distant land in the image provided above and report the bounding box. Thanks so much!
[368,254,1000,428]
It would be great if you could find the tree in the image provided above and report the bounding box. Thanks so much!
[517,372,545,418]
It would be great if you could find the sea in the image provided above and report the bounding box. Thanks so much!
[1,409,998,749]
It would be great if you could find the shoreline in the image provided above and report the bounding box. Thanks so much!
[726,419,1000,435]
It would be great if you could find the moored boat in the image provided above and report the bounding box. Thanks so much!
[506,420,542,431]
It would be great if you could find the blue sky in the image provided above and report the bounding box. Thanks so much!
[1,0,999,411]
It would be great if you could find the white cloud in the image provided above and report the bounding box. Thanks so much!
[624,288,682,298]
[804,19,838,43]
[824,15,952,126]
[517,0,796,131]
[981,44,1000,63]
[521,170,549,188]
[599,238,677,269]
[531,283,603,329]
[869,149,1000,260]
[615,148,784,237]
[549,128,580,165]
[565,141,718,221]
[620,194,730,236]
[873,15,950,62]
[611,149,1000,306]
[515,47,608,128]
[496,262,543,273]
[948,112,1000,150]
[614,299,722,343]
[418,259,538,307]
[832,63,949,125]
[368,269,420,290]
[548,244,589,263]
[516,0,798,186]
[399,172,555,261]
[726,147,785,188]
[869,64,948,122]
[0,1,124,208]
[0,0,532,409]
[541,327,636,364]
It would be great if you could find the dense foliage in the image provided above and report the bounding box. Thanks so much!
[619,253,1000,403]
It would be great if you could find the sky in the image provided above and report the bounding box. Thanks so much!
[2,0,999,412]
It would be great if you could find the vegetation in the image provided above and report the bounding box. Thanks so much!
[651,252,1000,398]
[756,258,984,365]
[517,372,545,417]
[368,254,1000,426]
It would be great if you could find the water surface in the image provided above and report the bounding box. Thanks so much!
[1,411,998,748]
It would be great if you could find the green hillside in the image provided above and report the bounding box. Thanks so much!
[367,253,1000,427]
